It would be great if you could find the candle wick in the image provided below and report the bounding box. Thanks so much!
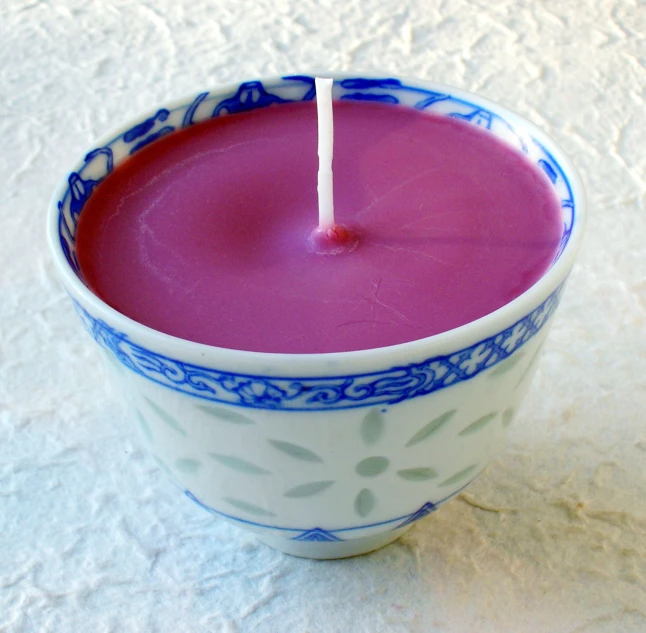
[315,77,334,230]
[308,77,359,255]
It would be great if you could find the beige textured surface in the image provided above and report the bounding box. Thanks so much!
[1,0,645,631]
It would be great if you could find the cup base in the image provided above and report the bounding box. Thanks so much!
[256,525,412,559]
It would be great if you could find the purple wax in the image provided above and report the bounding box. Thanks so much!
[76,101,562,354]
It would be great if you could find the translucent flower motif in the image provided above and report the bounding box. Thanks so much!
[274,408,462,520]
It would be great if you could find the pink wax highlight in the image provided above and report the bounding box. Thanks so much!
[75,101,563,354]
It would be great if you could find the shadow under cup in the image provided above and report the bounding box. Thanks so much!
[47,74,586,559]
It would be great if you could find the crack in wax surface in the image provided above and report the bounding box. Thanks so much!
[76,101,563,354]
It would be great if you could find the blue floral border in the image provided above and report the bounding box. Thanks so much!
[75,282,561,411]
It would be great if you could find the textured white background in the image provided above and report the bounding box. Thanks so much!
[1,0,645,631]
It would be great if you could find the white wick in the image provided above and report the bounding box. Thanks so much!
[315,77,335,230]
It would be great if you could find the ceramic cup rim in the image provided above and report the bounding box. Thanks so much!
[47,72,586,375]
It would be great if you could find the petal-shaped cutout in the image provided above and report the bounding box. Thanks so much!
[355,456,389,477]
[175,458,202,474]
[284,480,335,498]
[197,405,255,425]
[135,409,153,443]
[489,352,525,377]
[144,397,187,437]
[361,409,385,445]
[268,440,323,463]
[354,488,376,517]
[458,413,497,436]
[209,453,271,475]
[223,497,276,517]
[397,467,438,481]
[502,409,515,427]
[406,410,456,447]
[438,464,478,487]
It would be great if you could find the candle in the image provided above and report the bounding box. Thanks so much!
[74,92,562,354]
[49,75,584,559]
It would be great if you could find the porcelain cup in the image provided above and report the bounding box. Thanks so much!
[47,74,585,558]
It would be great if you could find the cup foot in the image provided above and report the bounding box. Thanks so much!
[256,525,412,559]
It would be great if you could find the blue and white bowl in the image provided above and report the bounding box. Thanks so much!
[47,74,586,558]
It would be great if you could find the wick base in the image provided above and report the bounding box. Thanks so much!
[307,224,359,255]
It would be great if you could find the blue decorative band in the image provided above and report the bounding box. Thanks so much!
[74,283,562,411]
[183,479,477,541]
